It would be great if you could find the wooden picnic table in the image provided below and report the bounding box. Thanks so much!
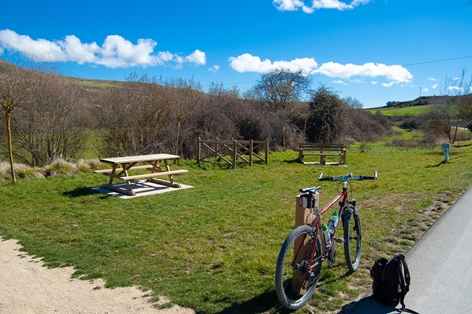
[94,154,188,196]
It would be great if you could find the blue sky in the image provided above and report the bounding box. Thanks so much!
[1,0,471,108]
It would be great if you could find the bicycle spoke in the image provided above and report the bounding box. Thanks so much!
[275,225,322,310]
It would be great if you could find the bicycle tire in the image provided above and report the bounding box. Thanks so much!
[343,206,362,272]
[275,225,322,310]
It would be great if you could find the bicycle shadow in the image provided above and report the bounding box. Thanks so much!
[339,295,407,314]
[212,289,291,314]
[212,270,357,313]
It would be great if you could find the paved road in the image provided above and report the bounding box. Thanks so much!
[342,186,472,314]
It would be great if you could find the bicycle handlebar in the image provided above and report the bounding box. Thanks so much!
[318,171,378,181]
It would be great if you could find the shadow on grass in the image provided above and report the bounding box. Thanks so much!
[338,295,406,314]
[213,270,355,314]
[283,158,302,164]
[426,160,447,168]
[212,289,290,314]
[63,186,104,198]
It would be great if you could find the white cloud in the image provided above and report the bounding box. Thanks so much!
[371,81,377,85]
[447,85,462,92]
[0,29,206,68]
[313,62,412,84]
[273,0,305,11]
[350,78,364,84]
[427,77,438,81]
[422,87,429,92]
[432,83,439,89]
[185,49,206,65]
[228,53,317,73]
[229,53,413,85]
[273,0,371,13]
[209,65,220,74]
[332,80,347,85]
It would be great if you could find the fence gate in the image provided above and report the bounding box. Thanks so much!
[197,138,269,168]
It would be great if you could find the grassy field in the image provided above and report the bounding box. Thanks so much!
[1,133,472,313]
[368,105,430,116]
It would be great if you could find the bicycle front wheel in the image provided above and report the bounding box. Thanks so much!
[275,225,322,310]
[343,206,362,272]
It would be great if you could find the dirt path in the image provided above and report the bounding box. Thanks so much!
[0,238,194,314]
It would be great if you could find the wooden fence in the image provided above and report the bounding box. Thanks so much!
[197,138,269,168]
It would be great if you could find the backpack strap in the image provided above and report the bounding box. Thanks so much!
[396,307,421,314]
[397,255,408,308]
[395,254,420,314]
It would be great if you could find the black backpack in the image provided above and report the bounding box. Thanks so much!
[370,254,419,313]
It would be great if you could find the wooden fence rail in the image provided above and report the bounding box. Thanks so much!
[197,138,269,168]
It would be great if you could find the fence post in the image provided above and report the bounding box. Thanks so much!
[249,140,253,166]
[232,139,237,169]
[265,139,269,164]
[215,137,219,159]
[197,137,201,163]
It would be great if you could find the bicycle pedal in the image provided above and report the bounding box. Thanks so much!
[334,237,344,243]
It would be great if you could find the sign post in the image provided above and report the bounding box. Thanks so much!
[442,143,451,162]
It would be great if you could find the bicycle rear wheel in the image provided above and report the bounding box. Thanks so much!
[275,225,322,310]
[343,206,362,272]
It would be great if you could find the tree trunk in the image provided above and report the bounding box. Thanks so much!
[6,111,16,183]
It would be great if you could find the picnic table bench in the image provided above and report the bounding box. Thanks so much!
[298,143,346,165]
[94,154,188,196]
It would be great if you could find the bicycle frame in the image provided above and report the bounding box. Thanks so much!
[297,172,376,272]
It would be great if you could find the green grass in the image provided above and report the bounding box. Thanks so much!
[368,105,430,116]
[1,138,472,313]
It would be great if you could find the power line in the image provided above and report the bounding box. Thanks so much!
[402,55,472,67]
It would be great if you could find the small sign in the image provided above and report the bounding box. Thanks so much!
[441,143,451,154]
[442,143,451,162]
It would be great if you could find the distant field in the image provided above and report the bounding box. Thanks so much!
[368,105,430,116]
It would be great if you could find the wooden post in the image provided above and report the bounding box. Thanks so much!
[249,140,253,166]
[232,140,237,168]
[292,195,313,292]
[197,137,201,163]
[215,137,219,159]
[265,139,269,164]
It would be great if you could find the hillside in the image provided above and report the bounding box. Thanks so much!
[385,95,460,108]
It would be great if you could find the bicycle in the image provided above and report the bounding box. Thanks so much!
[275,172,378,310]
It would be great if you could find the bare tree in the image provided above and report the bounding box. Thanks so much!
[11,64,89,167]
[244,68,312,148]
[426,68,472,144]
[96,73,172,157]
[163,77,202,157]
[0,60,28,182]
[244,68,312,111]
[343,96,364,109]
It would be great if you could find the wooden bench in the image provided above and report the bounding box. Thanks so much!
[298,143,346,165]
[119,169,188,181]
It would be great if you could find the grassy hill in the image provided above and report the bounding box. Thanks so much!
[368,105,430,116]
[367,95,470,116]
